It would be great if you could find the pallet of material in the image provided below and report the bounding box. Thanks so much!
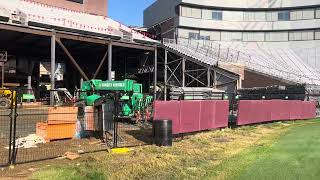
[36,122,76,142]
[47,106,78,124]
[36,106,78,142]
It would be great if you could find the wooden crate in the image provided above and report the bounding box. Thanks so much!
[84,106,95,131]
[47,106,78,124]
[36,122,76,142]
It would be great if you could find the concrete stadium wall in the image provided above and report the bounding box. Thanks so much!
[182,0,320,8]
[178,17,320,31]
[144,0,181,27]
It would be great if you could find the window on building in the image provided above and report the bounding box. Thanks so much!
[212,11,223,20]
[315,30,320,39]
[290,10,302,20]
[67,0,84,4]
[278,11,290,21]
[202,9,212,19]
[243,32,265,41]
[221,32,242,41]
[189,32,200,39]
[199,35,210,40]
[223,11,243,21]
[290,31,314,41]
[181,6,201,18]
[316,8,320,19]
[265,32,288,41]
[302,9,315,19]
[266,11,278,21]
[200,30,221,41]
[178,28,199,39]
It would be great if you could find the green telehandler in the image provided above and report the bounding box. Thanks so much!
[78,79,153,121]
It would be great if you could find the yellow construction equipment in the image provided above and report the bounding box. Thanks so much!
[0,88,16,108]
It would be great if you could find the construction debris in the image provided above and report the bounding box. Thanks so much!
[5,134,46,149]
[64,152,80,160]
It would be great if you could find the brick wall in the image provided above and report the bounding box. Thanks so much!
[30,0,108,16]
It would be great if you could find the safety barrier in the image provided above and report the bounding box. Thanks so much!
[237,100,316,125]
[153,100,229,135]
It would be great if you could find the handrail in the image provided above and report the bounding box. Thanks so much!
[162,38,320,85]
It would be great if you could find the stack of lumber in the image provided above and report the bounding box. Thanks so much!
[170,87,225,100]
[36,107,78,142]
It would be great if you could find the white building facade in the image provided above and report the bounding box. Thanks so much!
[144,0,320,69]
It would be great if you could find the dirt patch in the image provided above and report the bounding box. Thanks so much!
[213,137,231,143]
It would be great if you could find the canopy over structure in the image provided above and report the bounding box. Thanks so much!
[0,0,157,44]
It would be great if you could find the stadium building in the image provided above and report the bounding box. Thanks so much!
[144,0,320,90]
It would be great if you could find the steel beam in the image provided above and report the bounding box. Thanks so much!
[0,23,155,51]
[182,58,186,87]
[186,71,207,87]
[167,61,182,86]
[0,23,51,37]
[50,31,56,105]
[1,64,4,88]
[107,43,112,80]
[93,49,108,79]
[56,38,89,81]
[164,50,168,101]
[154,47,158,100]
[207,68,211,87]
[214,70,217,88]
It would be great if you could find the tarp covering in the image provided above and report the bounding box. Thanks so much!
[153,100,229,135]
[0,0,156,43]
[237,100,316,125]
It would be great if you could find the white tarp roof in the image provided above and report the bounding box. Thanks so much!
[0,0,157,43]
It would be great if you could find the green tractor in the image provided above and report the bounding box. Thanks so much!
[78,79,153,121]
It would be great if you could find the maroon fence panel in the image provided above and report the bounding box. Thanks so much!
[270,100,290,121]
[301,101,316,119]
[289,101,303,120]
[154,100,229,135]
[237,100,252,125]
[180,101,201,134]
[214,100,229,128]
[153,101,181,134]
[199,101,216,131]
[237,100,316,126]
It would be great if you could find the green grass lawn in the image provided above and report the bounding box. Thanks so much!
[27,119,320,180]
[234,120,320,180]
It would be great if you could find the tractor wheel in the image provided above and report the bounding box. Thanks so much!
[0,97,10,109]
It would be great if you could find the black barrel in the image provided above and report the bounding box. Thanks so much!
[153,119,173,146]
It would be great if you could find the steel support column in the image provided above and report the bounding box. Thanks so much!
[50,31,56,105]
[107,43,112,80]
[1,64,4,88]
[207,68,211,87]
[182,58,186,87]
[154,47,158,99]
[214,70,217,88]
[164,50,168,101]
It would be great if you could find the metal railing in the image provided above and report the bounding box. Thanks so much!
[163,38,320,85]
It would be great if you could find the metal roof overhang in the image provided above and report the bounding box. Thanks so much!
[0,22,156,51]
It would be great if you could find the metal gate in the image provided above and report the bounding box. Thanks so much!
[0,90,153,166]
[0,89,15,167]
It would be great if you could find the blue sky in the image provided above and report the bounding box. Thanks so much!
[108,0,155,27]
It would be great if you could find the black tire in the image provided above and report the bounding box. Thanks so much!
[0,97,10,109]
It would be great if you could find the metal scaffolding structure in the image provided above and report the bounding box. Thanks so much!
[160,47,239,101]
